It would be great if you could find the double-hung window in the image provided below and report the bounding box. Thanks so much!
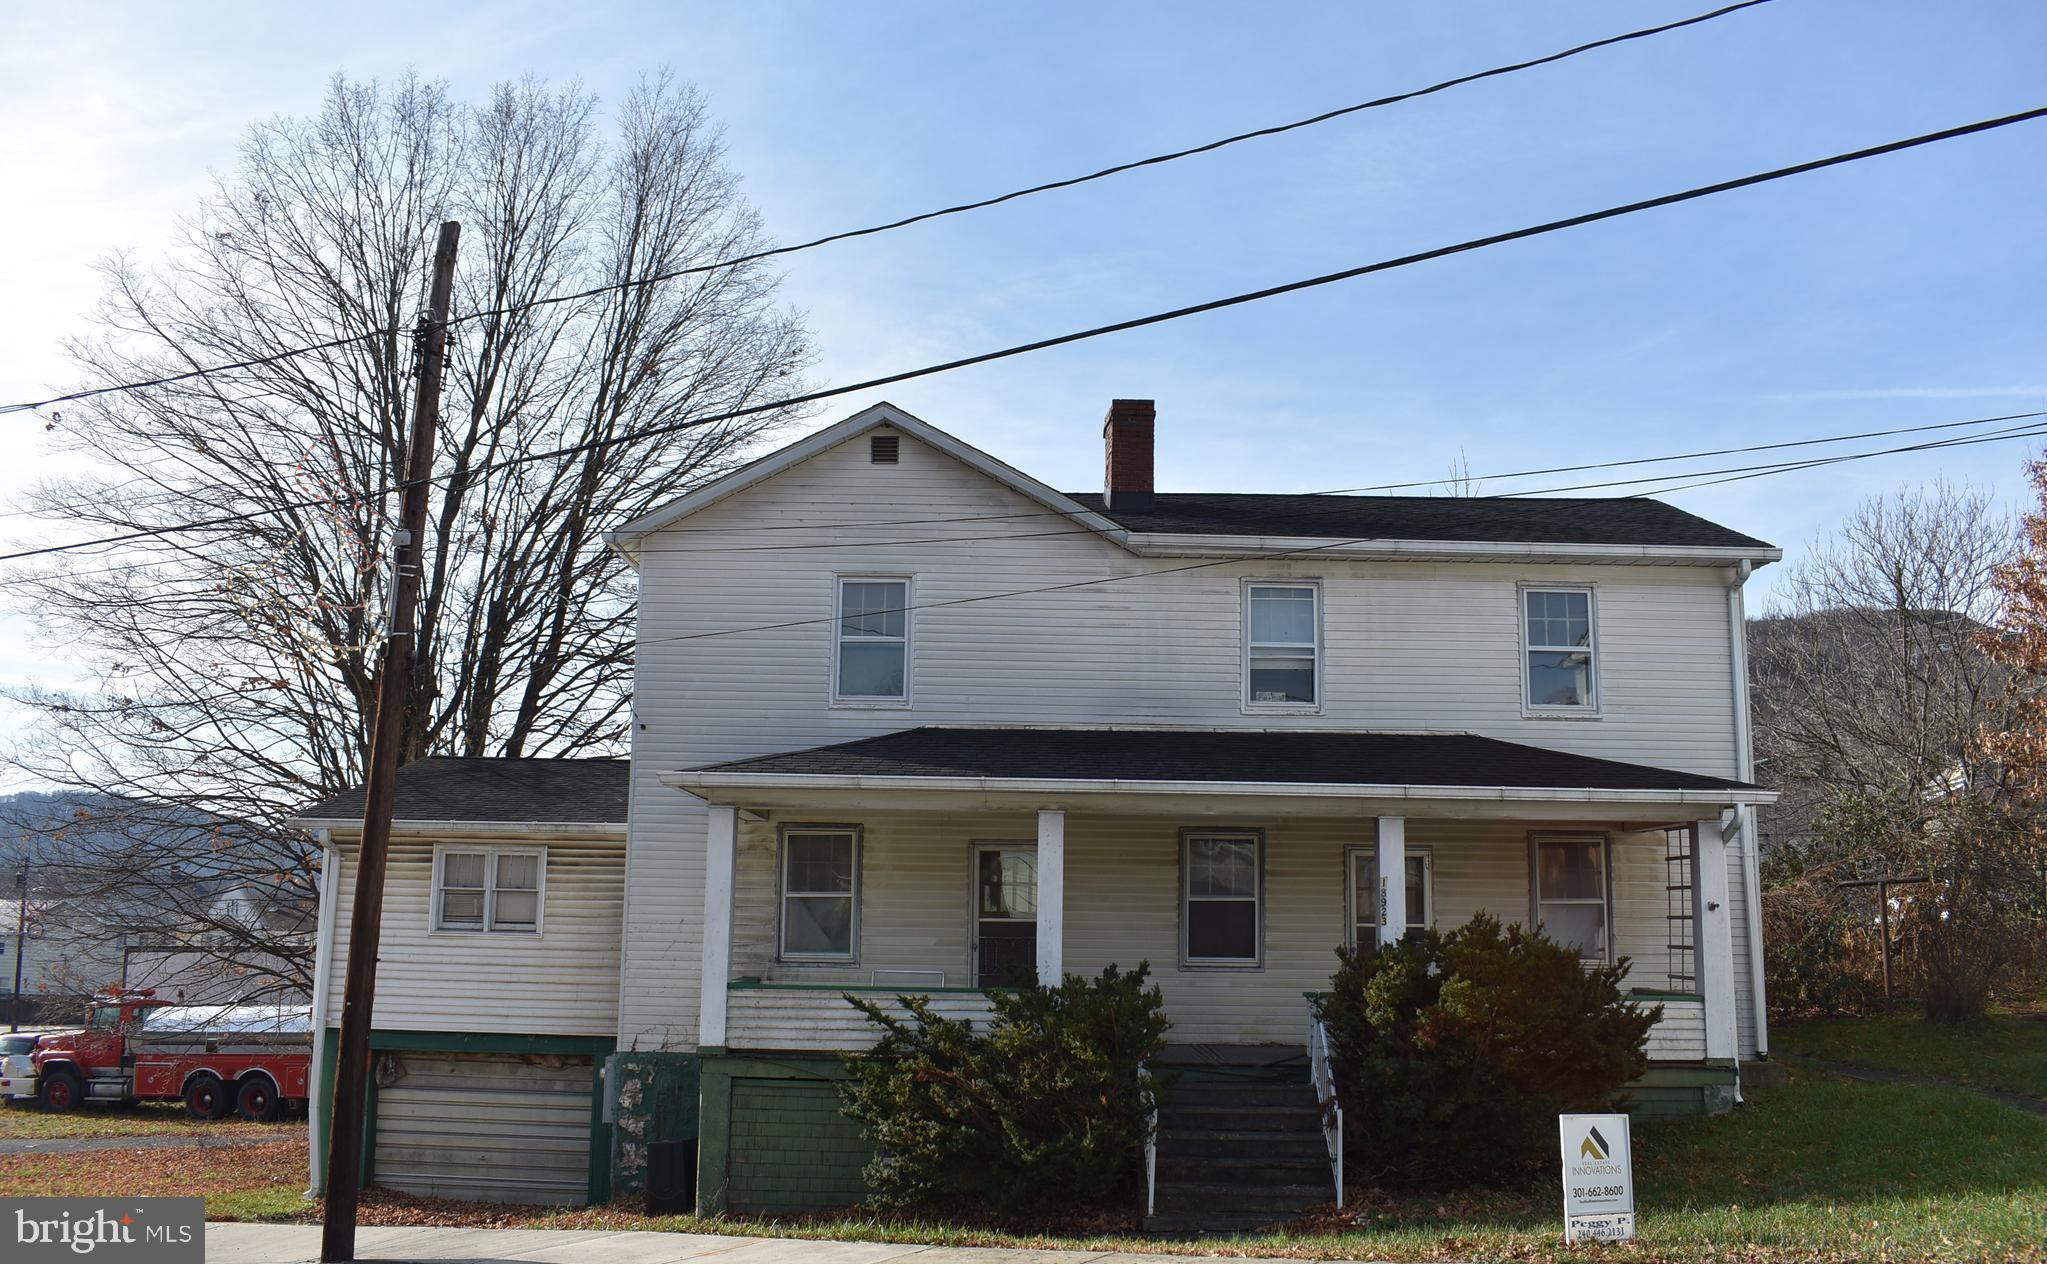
[835,578,909,703]
[1347,847,1432,953]
[781,828,858,961]
[433,845,544,934]
[1244,582,1320,709]
[1522,587,1596,711]
[1182,831,1261,966]
[1531,834,1609,963]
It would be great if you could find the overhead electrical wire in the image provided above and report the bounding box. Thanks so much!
[23,417,2047,588]
[4,104,2045,565]
[0,0,1781,419]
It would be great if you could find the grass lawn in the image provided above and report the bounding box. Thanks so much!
[0,1098,304,1141]
[9,1067,2044,1260]
[524,1070,2047,1261]
[0,1138,309,1219]
[1774,1006,2047,1100]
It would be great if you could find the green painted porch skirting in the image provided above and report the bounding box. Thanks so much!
[690,1052,1739,1216]
[696,1051,867,1217]
[1630,1060,1742,1117]
[313,1028,616,1206]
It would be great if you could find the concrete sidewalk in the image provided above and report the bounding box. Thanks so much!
[205,1223,1349,1263]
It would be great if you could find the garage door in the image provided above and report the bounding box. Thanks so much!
[372,1052,594,1205]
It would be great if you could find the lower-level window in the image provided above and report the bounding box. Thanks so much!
[1182,831,1261,966]
[432,845,545,933]
[1347,846,1432,952]
[781,827,859,960]
[1531,833,1610,963]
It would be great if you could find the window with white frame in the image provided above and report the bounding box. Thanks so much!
[1347,847,1432,953]
[1244,582,1319,708]
[835,578,909,702]
[1182,832,1261,965]
[780,828,858,960]
[1523,587,1596,710]
[1531,834,1609,962]
[433,846,544,933]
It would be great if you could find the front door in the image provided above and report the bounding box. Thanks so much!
[972,843,1037,988]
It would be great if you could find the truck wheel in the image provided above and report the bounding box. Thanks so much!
[183,1073,229,1120]
[235,1076,281,1123]
[38,1068,82,1113]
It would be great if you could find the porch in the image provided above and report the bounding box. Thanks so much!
[669,727,1768,1066]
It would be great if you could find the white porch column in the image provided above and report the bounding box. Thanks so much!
[1036,809,1065,985]
[1376,816,1406,946]
[1695,816,1738,1063]
[699,804,738,1048]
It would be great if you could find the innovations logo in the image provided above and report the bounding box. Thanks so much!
[3,1198,203,1263]
[1579,1126,1610,1161]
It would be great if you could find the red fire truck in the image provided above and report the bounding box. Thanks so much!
[32,989,311,1121]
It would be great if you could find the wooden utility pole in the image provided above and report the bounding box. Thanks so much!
[321,219,460,1264]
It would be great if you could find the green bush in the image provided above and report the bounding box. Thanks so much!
[1313,913,1656,1185]
[838,962,1170,1214]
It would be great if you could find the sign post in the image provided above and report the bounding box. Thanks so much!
[1560,1112,1635,1245]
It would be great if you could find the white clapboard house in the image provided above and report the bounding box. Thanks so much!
[303,400,1778,1224]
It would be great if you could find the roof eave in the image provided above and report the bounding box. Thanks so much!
[287,816,628,839]
[661,769,1774,806]
[1119,532,1783,566]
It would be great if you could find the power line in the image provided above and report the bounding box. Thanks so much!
[24,419,2047,586]
[0,0,1780,419]
[5,102,2045,565]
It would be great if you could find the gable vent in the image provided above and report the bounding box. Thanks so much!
[870,434,900,464]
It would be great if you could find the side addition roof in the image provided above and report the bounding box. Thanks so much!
[295,757,630,828]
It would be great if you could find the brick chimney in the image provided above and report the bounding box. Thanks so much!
[1102,398,1155,511]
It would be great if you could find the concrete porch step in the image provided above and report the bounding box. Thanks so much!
[1159,1155,1328,1186]
[1157,1130,1327,1159]
[1158,1103,1320,1130]
[1153,1180,1330,1214]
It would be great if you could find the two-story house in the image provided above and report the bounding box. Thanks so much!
[302,399,1777,1220]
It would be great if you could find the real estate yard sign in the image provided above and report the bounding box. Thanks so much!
[1559,1113,1635,1244]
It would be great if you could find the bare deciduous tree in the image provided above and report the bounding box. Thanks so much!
[3,72,813,996]
[1750,481,2015,844]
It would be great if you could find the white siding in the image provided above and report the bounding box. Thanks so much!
[726,988,995,1052]
[1645,999,1707,1060]
[620,424,1748,1049]
[323,837,623,1037]
[713,810,1700,1051]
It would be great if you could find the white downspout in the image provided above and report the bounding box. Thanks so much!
[305,832,340,1196]
[1728,561,1770,1061]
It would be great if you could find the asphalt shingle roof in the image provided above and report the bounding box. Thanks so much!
[689,727,1754,793]
[297,757,629,825]
[1063,491,1774,551]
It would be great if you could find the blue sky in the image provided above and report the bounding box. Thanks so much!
[2,0,2044,731]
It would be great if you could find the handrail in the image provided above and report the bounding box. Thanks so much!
[1306,1009,1343,1204]
[1140,1062,1157,1218]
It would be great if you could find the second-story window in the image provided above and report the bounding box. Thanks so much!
[1244,582,1320,709]
[835,577,909,703]
[1523,586,1596,711]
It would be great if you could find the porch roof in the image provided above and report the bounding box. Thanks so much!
[665,726,1773,816]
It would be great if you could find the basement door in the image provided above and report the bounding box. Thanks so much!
[371,1051,593,1205]
[972,843,1037,988]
